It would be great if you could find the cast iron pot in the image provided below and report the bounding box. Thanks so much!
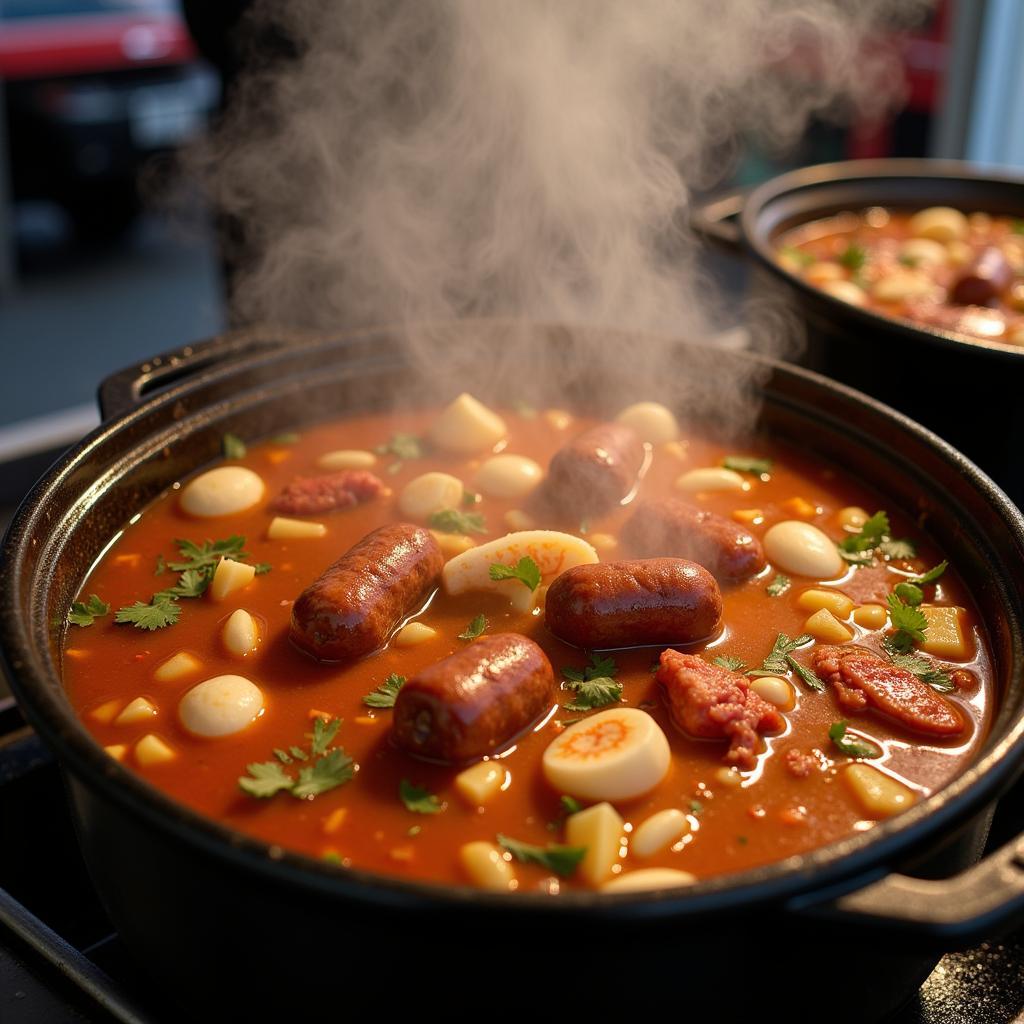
[4,323,1024,1021]
[692,159,1024,507]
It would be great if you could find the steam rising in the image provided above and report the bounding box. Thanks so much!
[196,0,929,412]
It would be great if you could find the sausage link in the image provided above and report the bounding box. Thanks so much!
[392,633,556,762]
[950,246,1013,307]
[290,523,443,662]
[545,558,722,649]
[621,497,766,580]
[540,422,645,517]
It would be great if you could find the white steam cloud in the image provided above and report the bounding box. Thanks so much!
[195,0,930,410]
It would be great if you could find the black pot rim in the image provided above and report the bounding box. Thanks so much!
[739,157,1024,361]
[4,323,1024,922]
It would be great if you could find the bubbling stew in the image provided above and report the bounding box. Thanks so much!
[776,206,1024,347]
[63,396,993,893]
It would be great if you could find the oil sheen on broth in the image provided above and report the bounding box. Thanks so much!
[62,396,992,893]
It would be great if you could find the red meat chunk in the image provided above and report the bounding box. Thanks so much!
[273,470,384,516]
[656,649,784,770]
[811,645,965,737]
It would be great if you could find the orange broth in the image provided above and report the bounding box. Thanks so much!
[62,406,993,892]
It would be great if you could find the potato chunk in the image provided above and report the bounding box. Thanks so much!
[843,764,916,818]
[919,605,970,659]
[565,802,624,887]
[429,394,507,455]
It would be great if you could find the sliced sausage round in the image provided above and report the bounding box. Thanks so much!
[393,633,556,763]
[621,497,766,581]
[290,523,443,662]
[545,558,722,649]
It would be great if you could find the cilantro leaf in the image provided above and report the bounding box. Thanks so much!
[894,582,923,606]
[785,654,826,692]
[883,645,955,693]
[838,511,889,556]
[766,574,791,597]
[713,655,746,672]
[489,556,541,592]
[462,490,481,507]
[114,598,181,631]
[362,674,406,709]
[723,455,772,476]
[429,508,487,535]
[829,721,882,759]
[155,568,209,601]
[497,834,586,878]
[310,716,341,757]
[560,795,583,816]
[293,748,355,799]
[238,761,295,798]
[253,562,272,575]
[748,633,813,677]
[887,593,928,646]
[168,536,248,574]
[458,613,488,640]
[375,432,424,473]
[880,539,917,560]
[909,561,948,586]
[838,244,867,272]
[67,594,109,627]
[399,779,444,815]
[222,433,247,459]
[154,554,166,576]
[562,677,622,712]
[563,652,618,683]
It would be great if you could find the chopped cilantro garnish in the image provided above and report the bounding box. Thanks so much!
[723,455,772,476]
[689,799,704,816]
[560,795,583,816]
[829,721,882,759]
[563,652,618,683]
[375,432,424,474]
[222,433,247,459]
[562,677,623,712]
[489,556,541,592]
[429,508,487,535]
[154,554,166,576]
[239,718,353,800]
[886,592,928,649]
[713,655,746,672]
[114,598,181,631]
[497,835,586,878]
[154,567,209,601]
[909,561,948,586]
[462,490,481,507]
[168,536,249,574]
[838,244,867,272]
[882,643,954,693]
[785,654,826,692]
[362,674,406,709]
[399,780,444,815]
[894,582,923,606]
[747,633,813,677]
[766,574,791,597]
[67,594,109,627]
[838,510,914,567]
[458,614,487,641]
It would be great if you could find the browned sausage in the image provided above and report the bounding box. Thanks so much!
[950,246,1013,306]
[545,558,722,649]
[392,633,556,762]
[290,523,443,662]
[621,497,766,580]
[539,422,645,517]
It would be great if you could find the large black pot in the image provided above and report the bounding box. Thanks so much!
[692,159,1024,506]
[3,323,1024,1021]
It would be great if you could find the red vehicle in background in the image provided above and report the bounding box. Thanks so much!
[0,0,217,238]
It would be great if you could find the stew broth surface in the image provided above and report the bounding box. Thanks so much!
[62,406,992,892]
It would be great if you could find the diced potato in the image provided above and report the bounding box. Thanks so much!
[853,604,888,629]
[796,588,854,619]
[209,558,257,601]
[588,533,618,553]
[104,744,127,762]
[782,497,820,519]
[820,280,867,307]
[504,509,536,531]
[135,734,176,766]
[399,472,464,521]
[838,506,869,530]
[908,206,969,243]
[565,802,624,887]
[475,454,543,499]
[543,409,573,431]
[455,761,505,806]
[154,651,202,683]
[731,508,764,525]
[804,261,844,286]
[429,394,507,455]
[323,808,348,834]
[631,809,691,859]
[430,531,476,558]
[918,605,970,659]
[750,676,794,710]
[460,841,516,892]
[601,868,696,893]
[267,516,327,540]
[615,401,679,444]
[115,697,158,726]
[804,608,852,643]
[676,467,747,494]
[393,622,438,647]
[843,764,916,818]
[180,467,265,518]
[316,449,377,470]
[222,609,259,657]
[90,699,123,724]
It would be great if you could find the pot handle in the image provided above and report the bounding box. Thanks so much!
[789,830,1024,945]
[689,187,747,253]
[97,330,295,422]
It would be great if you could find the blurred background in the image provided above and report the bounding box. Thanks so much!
[0,0,1023,482]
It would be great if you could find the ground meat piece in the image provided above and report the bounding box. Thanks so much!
[812,645,965,737]
[784,748,816,778]
[273,470,384,515]
[656,649,784,771]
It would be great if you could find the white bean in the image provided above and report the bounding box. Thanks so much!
[222,609,259,657]
[763,520,843,579]
[475,454,543,499]
[615,401,680,444]
[908,207,968,243]
[871,271,934,304]
[750,676,794,709]
[180,467,264,518]
[601,868,697,893]
[631,808,691,858]
[179,675,264,737]
[398,472,464,521]
[316,449,377,470]
[675,467,747,494]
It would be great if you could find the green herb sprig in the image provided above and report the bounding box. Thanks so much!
[489,556,541,592]
[67,594,109,628]
[239,718,354,800]
[497,835,586,878]
[362,674,406,709]
[829,721,882,759]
